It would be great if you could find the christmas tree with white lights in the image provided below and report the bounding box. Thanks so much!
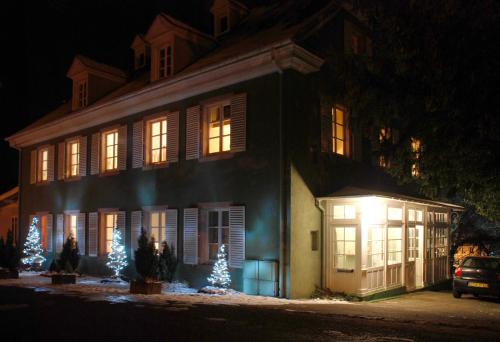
[22,217,46,270]
[207,244,231,288]
[106,228,128,278]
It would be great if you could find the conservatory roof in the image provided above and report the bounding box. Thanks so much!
[318,187,464,210]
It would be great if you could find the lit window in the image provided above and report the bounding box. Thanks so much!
[67,140,80,177]
[150,211,166,250]
[387,207,402,221]
[388,227,402,264]
[40,215,47,250]
[68,214,77,241]
[435,227,448,257]
[335,226,356,269]
[78,80,88,108]
[159,46,172,79]
[208,209,229,260]
[332,107,348,156]
[150,119,167,164]
[104,131,118,171]
[105,213,117,253]
[411,138,422,177]
[378,128,392,168]
[207,102,231,154]
[408,224,422,261]
[38,148,49,181]
[333,205,356,219]
[368,225,384,267]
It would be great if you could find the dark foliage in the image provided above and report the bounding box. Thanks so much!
[57,237,79,273]
[134,229,159,281]
[49,259,59,272]
[334,0,500,221]
[0,230,20,270]
[159,242,177,282]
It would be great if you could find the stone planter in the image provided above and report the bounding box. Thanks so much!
[51,273,77,285]
[0,269,19,279]
[130,279,162,294]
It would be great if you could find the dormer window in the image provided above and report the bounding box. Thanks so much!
[158,45,172,79]
[219,15,229,34]
[211,0,248,38]
[136,51,146,68]
[77,79,88,109]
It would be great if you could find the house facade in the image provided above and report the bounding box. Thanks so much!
[6,0,460,298]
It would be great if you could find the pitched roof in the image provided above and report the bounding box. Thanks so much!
[9,0,339,144]
[67,54,128,79]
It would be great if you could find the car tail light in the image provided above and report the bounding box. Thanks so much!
[454,267,462,278]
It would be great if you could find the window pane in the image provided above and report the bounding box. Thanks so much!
[333,206,344,219]
[345,241,355,255]
[416,210,423,222]
[388,207,403,221]
[345,227,356,241]
[208,211,218,227]
[345,255,355,269]
[336,125,344,140]
[209,138,220,154]
[209,123,220,138]
[336,140,344,154]
[345,205,356,219]
[335,108,344,124]
[152,150,160,163]
[223,105,231,119]
[107,228,114,240]
[222,211,229,227]
[152,136,160,149]
[209,244,218,260]
[106,158,114,170]
[151,213,159,227]
[222,136,231,152]
[223,121,231,136]
[336,255,345,268]
[209,107,219,123]
[106,214,114,228]
[336,241,344,254]
[107,146,114,158]
[408,209,415,221]
[161,148,167,162]
[106,241,112,253]
[221,228,229,244]
[161,134,167,148]
[335,227,344,241]
[107,133,114,146]
[161,120,167,133]
[152,121,160,136]
[388,227,402,240]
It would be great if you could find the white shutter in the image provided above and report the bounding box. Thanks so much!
[57,142,66,180]
[46,214,53,252]
[117,211,126,246]
[88,212,98,256]
[132,121,144,168]
[47,145,55,181]
[229,206,245,268]
[167,111,179,163]
[183,208,198,265]
[79,136,87,176]
[30,150,37,184]
[118,125,127,171]
[90,133,100,175]
[131,211,142,259]
[166,209,178,255]
[56,214,64,252]
[77,213,86,255]
[185,106,200,160]
[230,93,247,153]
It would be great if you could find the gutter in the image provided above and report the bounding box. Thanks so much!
[315,199,326,290]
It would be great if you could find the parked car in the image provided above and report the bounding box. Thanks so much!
[453,256,500,298]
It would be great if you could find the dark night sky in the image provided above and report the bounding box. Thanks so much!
[0,0,236,194]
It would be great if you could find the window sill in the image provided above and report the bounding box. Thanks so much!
[64,176,81,182]
[99,170,120,177]
[143,162,169,171]
[35,180,51,186]
[335,268,354,273]
[200,152,235,163]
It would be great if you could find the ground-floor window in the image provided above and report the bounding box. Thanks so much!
[207,209,229,261]
[40,215,47,250]
[435,227,448,257]
[104,213,117,253]
[66,214,77,241]
[335,226,356,269]
[150,211,166,250]
[368,225,384,268]
[388,226,402,264]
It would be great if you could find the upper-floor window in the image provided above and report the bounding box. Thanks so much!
[159,46,172,79]
[411,138,422,177]
[38,148,49,182]
[67,140,80,177]
[208,209,229,260]
[150,119,167,164]
[332,106,348,156]
[77,79,88,108]
[207,101,231,154]
[104,130,118,171]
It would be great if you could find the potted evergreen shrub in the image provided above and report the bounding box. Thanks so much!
[0,230,20,279]
[130,229,161,294]
[51,236,79,284]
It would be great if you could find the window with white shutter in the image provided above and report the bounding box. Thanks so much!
[56,214,64,252]
[230,93,247,153]
[229,206,245,268]
[166,209,178,255]
[88,212,98,256]
[46,214,53,252]
[186,106,200,160]
[57,142,65,180]
[183,208,198,265]
[90,133,100,175]
[77,213,86,255]
[130,211,142,258]
[132,121,144,168]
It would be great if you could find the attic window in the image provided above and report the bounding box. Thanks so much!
[220,15,228,34]
[158,45,172,79]
[77,80,88,108]
[137,51,145,68]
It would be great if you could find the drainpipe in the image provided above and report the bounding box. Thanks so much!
[316,199,326,289]
[271,49,287,298]
[16,148,22,246]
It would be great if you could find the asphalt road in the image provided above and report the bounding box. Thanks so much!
[0,286,499,342]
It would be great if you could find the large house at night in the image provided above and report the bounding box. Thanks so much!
[6,0,461,298]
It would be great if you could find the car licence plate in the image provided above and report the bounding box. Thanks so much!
[468,282,488,288]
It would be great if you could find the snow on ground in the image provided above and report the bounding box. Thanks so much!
[0,272,350,307]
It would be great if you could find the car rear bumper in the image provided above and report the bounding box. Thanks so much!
[453,278,500,297]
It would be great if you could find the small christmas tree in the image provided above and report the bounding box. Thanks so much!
[106,228,128,278]
[22,217,45,270]
[134,229,159,282]
[159,242,177,282]
[58,236,79,273]
[207,244,231,288]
